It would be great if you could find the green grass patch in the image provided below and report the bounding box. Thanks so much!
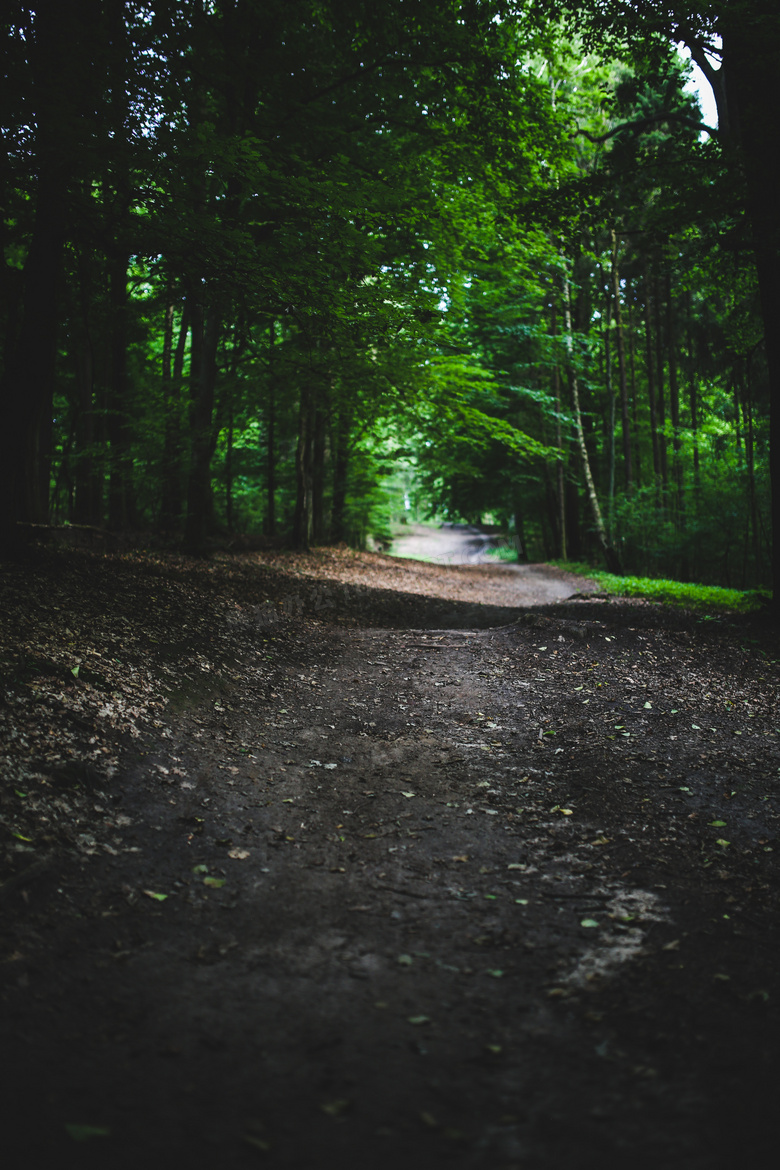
[485,543,520,563]
[554,561,770,614]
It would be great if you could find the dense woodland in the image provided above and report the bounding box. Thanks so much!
[1,1,779,592]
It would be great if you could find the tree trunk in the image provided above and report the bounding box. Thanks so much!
[106,253,134,529]
[611,230,632,489]
[744,359,761,585]
[721,1,780,607]
[225,401,234,534]
[551,303,566,560]
[563,271,621,574]
[665,273,684,520]
[330,406,351,545]
[643,274,662,499]
[603,287,615,525]
[265,319,277,536]
[161,303,188,531]
[0,1,77,535]
[183,303,220,554]
[312,406,328,544]
[627,285,641,487]
[687,298,701,496]
[72,248,101,525]
[293,383,315,550]
[105,0,134,531]
[652,271,668,495]
[564,462,582,560]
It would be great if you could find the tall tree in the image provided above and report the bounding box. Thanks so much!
[0,0,99,534]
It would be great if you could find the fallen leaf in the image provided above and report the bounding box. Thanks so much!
[203,877,226,888]
[320,1099,351,1117]
[662,939,680,951]
[65,1124,110,1141]
[580,918,599,928]
[244,1135,272,1152]
[142,889,168,902]
[228,848,250,860]
[407,1015,430,1025]
[401,791,415,799]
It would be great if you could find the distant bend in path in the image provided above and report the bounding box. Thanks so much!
[389,523,595,607]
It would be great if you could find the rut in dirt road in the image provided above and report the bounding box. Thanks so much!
[1,550,779,1169]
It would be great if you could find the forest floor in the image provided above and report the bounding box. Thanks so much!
[1,538,779,1170]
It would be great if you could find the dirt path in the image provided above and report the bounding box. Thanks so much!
[390,522,503,565]
[389,524,583,605]
[1,548,779,1168]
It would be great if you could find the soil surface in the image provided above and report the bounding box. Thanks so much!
[390,523,579,604]
[390,522,506,565]
[1,543,779,1170]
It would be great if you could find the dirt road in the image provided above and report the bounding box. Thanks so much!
[390,523,589,606]
[1,547,779,1169]
[390,522,503,564]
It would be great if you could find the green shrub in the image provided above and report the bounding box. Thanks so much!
[555,562,769,613]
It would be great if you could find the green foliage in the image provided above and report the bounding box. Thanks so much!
[1,0,771,590]
[556,562,768,613]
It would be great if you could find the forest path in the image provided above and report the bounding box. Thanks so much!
[390,521,507,565]
[389,523,579,605]
[1,548,779,1168]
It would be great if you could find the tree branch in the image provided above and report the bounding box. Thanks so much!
[571,110,717,144]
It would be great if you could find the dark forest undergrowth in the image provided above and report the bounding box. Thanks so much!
[1,546,779,1168]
